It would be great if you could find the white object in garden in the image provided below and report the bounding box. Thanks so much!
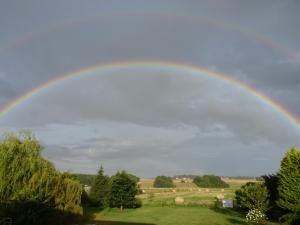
[222,199,233,208]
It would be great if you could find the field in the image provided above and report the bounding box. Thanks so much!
[82,178,278,225]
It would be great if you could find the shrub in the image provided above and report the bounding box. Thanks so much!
[235,182,269,213]
[193,175,229,188]
[153,176,175,188]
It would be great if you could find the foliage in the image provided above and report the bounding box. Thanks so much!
[0,131,83,224]
[108,171,141,209]
[89,165,110,208]
[72,173,96,186]
[277,147,300,224]
[235,182,269,213]
[128,173,140,183]
[246,209,267,225]
[193,175,229,188]
[262,174,285,220]
[214,197,223,209]
[153,176,175,188]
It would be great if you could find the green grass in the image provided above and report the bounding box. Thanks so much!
[80,179,278,225]
[84,205,278,225]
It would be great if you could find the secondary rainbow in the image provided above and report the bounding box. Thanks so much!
[0,12,298,63]
[1,61,300,132]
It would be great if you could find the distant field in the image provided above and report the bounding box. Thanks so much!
[82,178,278,225]
[137,178,256,206]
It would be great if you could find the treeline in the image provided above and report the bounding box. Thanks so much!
[153,175,229,188]
[72,173,96,186]
[193,175,229,188]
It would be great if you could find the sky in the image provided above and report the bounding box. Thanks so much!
[0,0,300,177]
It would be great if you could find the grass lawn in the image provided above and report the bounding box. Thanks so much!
[84,205,278,225]
[80,178,278,225]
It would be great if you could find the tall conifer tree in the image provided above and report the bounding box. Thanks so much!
[277,147,300,223]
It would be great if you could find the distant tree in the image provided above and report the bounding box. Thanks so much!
[193,175,229,188]
[108,171,141,210]
[89,165,110,208]
[72,173,96,186]
[235,182,269,213]
[277,147,300,224]
[153,176,175,188]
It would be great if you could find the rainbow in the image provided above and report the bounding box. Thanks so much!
[0,61,300,132]
[0,12,298,63]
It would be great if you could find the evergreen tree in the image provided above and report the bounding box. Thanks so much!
[89,165,110,208]
[108,171,140,210]
[277,147,300,224]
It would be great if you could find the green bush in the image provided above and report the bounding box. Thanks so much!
[193,175,229,188]
[235,182,269,213]
[153,176,175,188]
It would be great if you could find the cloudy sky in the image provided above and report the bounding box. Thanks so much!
[0,0,299,177]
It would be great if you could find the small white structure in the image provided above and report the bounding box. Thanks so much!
[84,185,91,193]
[222,199,233,208]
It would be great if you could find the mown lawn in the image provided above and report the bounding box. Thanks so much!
[80,179,278,225]
[84,206,278,225]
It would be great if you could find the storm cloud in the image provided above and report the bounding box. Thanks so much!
[0,0,299,177]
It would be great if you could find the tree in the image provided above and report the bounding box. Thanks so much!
[108,171,141,210]
[89,165,110,208]
[153,176,175,188]
[235,182,269,213]
[0,131,83,224]
[193,175,229,188]
[277,147,300,224]
[262,174,286,220]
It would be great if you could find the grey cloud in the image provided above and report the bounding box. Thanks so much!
[0,0,300,176]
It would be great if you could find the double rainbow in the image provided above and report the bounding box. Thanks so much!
[0,61,299,132]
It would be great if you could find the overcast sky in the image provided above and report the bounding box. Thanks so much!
[0,0,299,177]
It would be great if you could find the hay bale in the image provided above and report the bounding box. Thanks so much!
[175,196,184,205]
[221,189,225,192]
[205,188,209,192]
[172,189,176,193]
[216,194,224,200]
